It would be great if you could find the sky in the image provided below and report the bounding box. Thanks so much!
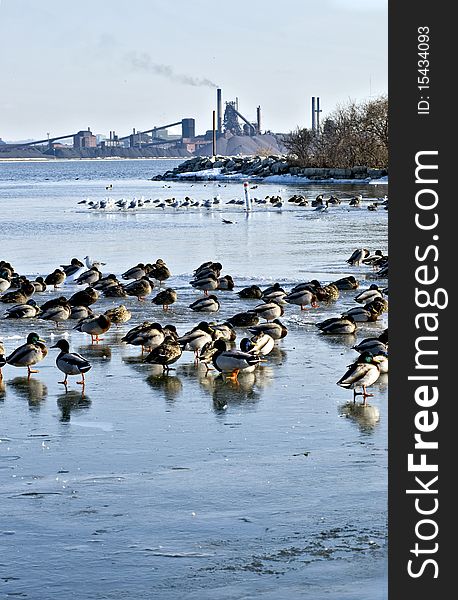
[0,0,387,141]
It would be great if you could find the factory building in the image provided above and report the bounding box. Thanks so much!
[73,129,97,149]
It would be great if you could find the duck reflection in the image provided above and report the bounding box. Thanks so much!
[199,372,261,412]
[145,372,183,403]
[76,344,112,362]
[318,333,357,351]
[339,401,380,432]
[57,389,92,422]
[9,376,48,408]
[0,378,5,402]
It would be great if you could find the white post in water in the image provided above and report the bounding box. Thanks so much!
[243,181,251,211]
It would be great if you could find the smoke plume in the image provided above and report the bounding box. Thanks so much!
[126,52,217,89]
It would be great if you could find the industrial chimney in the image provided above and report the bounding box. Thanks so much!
[256,106,261,134]
[216,88,222,135]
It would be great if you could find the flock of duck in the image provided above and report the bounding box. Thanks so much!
[77,193,388,213]
[0,249,388,402]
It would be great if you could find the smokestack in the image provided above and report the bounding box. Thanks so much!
[212,110,216,157]
[217,88,222,135]
[256,106,261,134]
[311,97,316,131]
[316,97,321,132]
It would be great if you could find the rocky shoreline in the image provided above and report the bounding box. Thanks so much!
[152,155,388,182]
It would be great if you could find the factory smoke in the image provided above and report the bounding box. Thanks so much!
[126,52,217,89]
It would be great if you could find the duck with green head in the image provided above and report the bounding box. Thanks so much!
[6,332,48,378]
[336,351,380,403]
[51,339,92,387]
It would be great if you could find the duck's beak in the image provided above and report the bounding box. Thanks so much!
[38,338,46,344]
[50,344,59,349]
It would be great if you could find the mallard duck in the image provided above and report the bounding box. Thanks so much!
[40,296,69,312]
[365,297,388,315]
[337,351,380,401]
[355,284,383,304]
[194,261,222,278]
[151,288,177,311]
[328,195,341,205]
[248,319,288,340]
[93,274,119,291]
[238,285,263,300]
[124,277,154,301]
[212,339,261,380]
[104,305,132,325]
[284,289,318,310]
[121,263,148,281]
[5,299,40,319]
[252,301,284,322]
[70,305,94,320]
[190,273,218,295]
[149,259,171,285]
[1,281,35,304]
[44,269,66,288]
[75,267,101,286]
[69,287,99,307]
[353,329,388,354]
[144,334,182,372]
[178,322,215,360]
[240,332,275,356]
[342,306,380,323]
[319,284,340,302]
[362,250,386,267]
[331,276,359,290]
[74,314,111,343]
[189,295,220,313]
[346,249,370,266]
[121,322,165,353]
[103,284,128,298]
[314,200,329,212]
[32,277,47,293]
[316,316,357,334]
[217,275,234,291]
[262,288,287,304]
[6,332,48,378]
[312,194,324,207]
[262,282,284,297]
[227,311,259,328]
[51,339,92,386]
[61,258,84,277]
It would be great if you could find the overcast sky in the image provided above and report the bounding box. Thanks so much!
[0,0,387,141]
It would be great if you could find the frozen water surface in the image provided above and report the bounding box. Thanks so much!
[0,159,387,599]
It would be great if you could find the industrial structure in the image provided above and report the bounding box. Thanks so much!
[0,88,284,158]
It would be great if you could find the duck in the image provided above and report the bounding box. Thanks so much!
[362,250,386,268]
[336,351,380,402]
[328,195,341,205]
[342,306,381,323]
[346,249,370,266]
[40,296,69,312]
[124,277,154,301]
[248,319,288,340]
[354,284,383,304]
[190,272,218,296]
[51,339,92,387]
[194,261,222,279]
[189,295,220,313]
[210,322,237,342]
[212,339,262,380]
[252,301,284,322]
[314,200,329,212]
[144,334,182,372]
[93,274,119,291]
[178,322,215,360]
[149,260,171,285]
[238,285,263,300]
[32,277,47,293]
[262,287,287,304]
[103,284,128,298]
[348,194,363,207]
[44,268,66,289]
[240,332,275,356]
[316,316,357,334]
[262,282,284,297]
[121,263,148,281]
[5,299,41,319]
[74,314,111,343]
[0,277,11,293]
[104,305,132,326]
[1,281,35,304]
[40,302,72,327]
[151,288,177,311]
[75,267,101,287]
[365,296,388,314]
[6,332,48,378]
[69,287,99,307]
[217,275,235,291]
[284,289,318,310]
[61,258,84,277]
[353,329,388,354]
[331,276,359,290]
[311,194,324,207]
[227,311,260,328]
[121,322,165,353]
